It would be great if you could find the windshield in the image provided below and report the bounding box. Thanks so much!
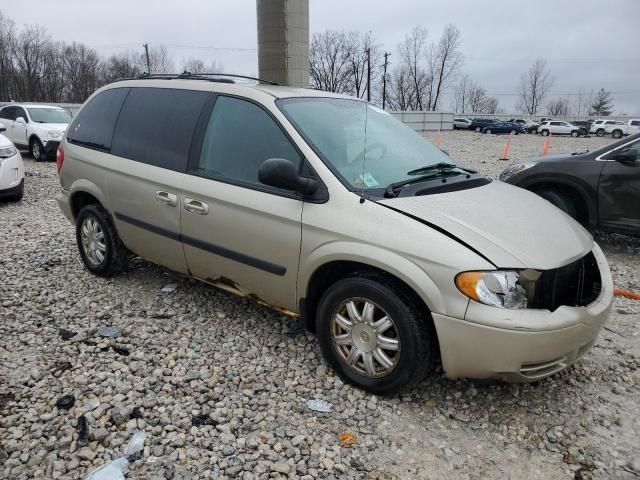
[277,97,454,190]
[27,108,72,124]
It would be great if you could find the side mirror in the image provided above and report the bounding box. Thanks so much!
[258,158,318,194]
[610,148,638,164]
[15,116,26,124]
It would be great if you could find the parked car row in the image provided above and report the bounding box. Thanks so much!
[454,116,640,139]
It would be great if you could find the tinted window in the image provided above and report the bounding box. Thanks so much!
[631,121,640,126]
[15,107,27,122]
[68,88,130,150]
[111,88,208,172]
[0,107,16,120]
[195,96,300,186]
[550,122,563,126]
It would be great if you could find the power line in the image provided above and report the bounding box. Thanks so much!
[485,91,640,97]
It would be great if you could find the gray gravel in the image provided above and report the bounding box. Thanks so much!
[1,137,638,479]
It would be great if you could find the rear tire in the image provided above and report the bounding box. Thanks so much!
[571,130,579,137]
[536,188,577,220]
[76,204,128,277]
[30,138,45,162]
[316,275,436,394]
[596,129,605,137]
[486,128,492,134]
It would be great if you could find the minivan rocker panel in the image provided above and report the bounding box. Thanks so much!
[380,181,593,270]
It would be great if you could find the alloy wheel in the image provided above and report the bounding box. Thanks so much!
[80,217,106,266]
[330,298,400,378]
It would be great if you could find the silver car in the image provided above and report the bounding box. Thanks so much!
[56,76,613,393]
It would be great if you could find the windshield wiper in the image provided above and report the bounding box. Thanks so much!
[384,170,463,198]
[406,162,457,176]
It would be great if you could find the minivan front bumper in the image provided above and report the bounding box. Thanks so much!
[433,245,613,382]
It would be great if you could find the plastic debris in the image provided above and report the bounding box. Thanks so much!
[98,326,121,338]
[191,414,218,427]
[51,361,72,374]
[161,283,177,293]
[338,432,357,447]
[125,431,146,460]
[56,394,75,410]
[306,399,332,413]
[84,457,128,480]
[83,431,145,480]
[112,346,130,356]
[77,415,89,447]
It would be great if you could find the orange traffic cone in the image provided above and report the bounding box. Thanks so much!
[499,132,513,160]
[542,132,552,156]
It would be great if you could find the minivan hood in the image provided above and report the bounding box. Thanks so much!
[379,181,593,269]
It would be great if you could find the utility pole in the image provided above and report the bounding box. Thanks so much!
[366,47,371,102]
[143,43,151,74]
[382,52,390,110]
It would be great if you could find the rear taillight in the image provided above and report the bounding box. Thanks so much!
[56,146,64,173]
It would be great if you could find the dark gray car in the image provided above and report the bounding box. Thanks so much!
[500,133,640,235]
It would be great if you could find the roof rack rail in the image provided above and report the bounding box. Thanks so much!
[115,72,280,86]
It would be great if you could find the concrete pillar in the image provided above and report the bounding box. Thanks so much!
[256,0,309,88]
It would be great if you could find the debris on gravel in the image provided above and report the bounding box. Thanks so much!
[0,142,638,479]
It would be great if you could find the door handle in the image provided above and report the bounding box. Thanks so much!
[155,191,177,207]
[184,198,209,215]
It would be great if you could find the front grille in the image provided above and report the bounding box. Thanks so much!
[528,252,601,311]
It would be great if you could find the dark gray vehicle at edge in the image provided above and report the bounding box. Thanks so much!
[500,133,640,236]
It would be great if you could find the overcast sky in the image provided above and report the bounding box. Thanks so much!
[1,0,639,114]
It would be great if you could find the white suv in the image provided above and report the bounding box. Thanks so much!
[589,119,620,137]
[0,104,71,161]
[537,121,581,137]
[605,119,640,139]
[0,125,24,201]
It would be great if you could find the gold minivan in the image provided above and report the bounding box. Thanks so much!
[56,75,613,393]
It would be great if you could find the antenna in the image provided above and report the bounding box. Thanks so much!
[360,103,368,204]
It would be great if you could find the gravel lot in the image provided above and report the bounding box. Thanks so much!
[1,131,639,480]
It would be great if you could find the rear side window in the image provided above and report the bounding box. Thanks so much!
[194,96,301,186]
[111,88,209,172]
[631,121,640,126]
[68,88,129,150]
[0,107,16,120]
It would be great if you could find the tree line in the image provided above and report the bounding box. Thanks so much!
[0,9,617,115]
[0,11,223,103]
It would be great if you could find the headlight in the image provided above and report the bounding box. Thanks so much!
[499,162,536,181]
[46,130,61,138]
[0,145,17,159]
[455,270,527,309]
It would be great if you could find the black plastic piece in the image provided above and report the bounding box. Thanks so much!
[258,158,319,195]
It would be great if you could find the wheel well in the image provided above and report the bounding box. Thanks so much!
[302,261,434,333]
[530,183,590,227]
[28,134,42,146]
[70,191,101,219]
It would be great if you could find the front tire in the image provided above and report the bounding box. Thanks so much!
[571,130,579,137]
[76,204,128,277]
[537,188,577,220]
[596,129,605,137]
[316,275,435,394]
[541,129,550,137]
[611,129,623,139]
[486,129,492,134]
[475,126,481,132]
[30,138,45,162]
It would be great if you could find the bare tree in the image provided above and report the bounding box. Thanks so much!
[396,25,431,110]
[517,58,554,115]
[143,45,175,74]
[11,25,51,101]
[546,97,570,116]
[99,51,142,84]
[573,88,592,117]
[590,88,614,116]
[309,30,352,93]
[387,66,418,111]
[454,74,497,114]
[431,24,463,111]
[181,57,224,74]
[344,31,380,99]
